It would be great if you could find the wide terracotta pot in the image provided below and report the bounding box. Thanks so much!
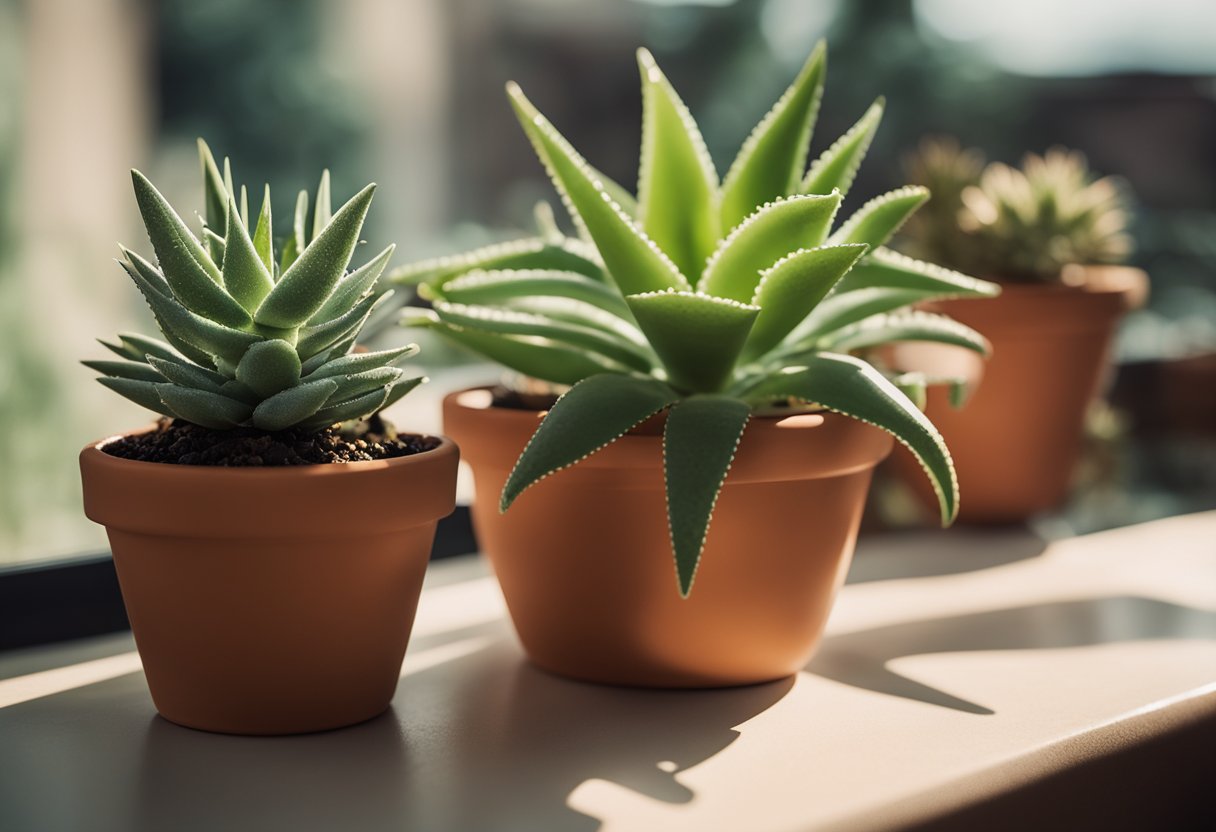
[443,388,893,688]
[80,432,459,735]
[887,266,1145,524]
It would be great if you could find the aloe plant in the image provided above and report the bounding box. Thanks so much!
[394,44,999,595]
[86,140,422,433]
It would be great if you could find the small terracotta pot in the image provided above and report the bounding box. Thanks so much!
[80,432,458,735]
[887,266,1146,524]
[444,389,893,688]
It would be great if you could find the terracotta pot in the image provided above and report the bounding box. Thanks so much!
[80,432,459,735]
[443,388,893,688]
[887,265,1146,524]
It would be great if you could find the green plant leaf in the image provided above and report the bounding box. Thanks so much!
[82,359,165,383]
[222,196,275,312]
[741,352,958,524]
[800,97,884,198]
[380,375,426,410]
[297,387,393,433]
[698,193,840,301]
[295,291,388,359]
[439,269,632,318]
[251,185,274,275]
[308,244,394,324]
[501,374,680,510]
[818,310,991,355]
[743,243,868,359]
[783,287,936,348]
[432,301,652,372]
[198,139,229,258]
[387,237,604,287]
[312,170,332,239]
[828,187,929,250]
[832,247,1001,297]
[626,290,759,393]
[507,82,690,296]
[662,395,751,596]
[121,259,260,365]
[130,171,251,328]
[157,384,253,429]
[255,184,376,328]
[303,344,418,379]
[279,189,310,274]
[323,367,402,404]
[250,378,339,431]
[117,333,182,364]
[145,355,228,394]
[719,41,826,232]
[890,371,928,410]
[636,48,720,280]
[96,377,175,417]
[234,339,302,397]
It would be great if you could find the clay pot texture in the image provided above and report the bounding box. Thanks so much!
[444,389,893,688]
[887,266,1146,524]
[80,433,458,735]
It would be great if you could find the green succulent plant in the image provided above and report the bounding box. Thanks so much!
[901,139,1134,282]
[394,44,1000,595]
[86,140,422,434]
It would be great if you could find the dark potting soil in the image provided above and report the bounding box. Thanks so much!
[103,417,440,466]
[489,385,560,411]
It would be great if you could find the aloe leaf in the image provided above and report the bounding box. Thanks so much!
[433,301,652,372]
[295,291,387,360]
[380,375,426,410]
[255,184,375,328]
[96,377,175,417]
[97,338,133,361]
[82,359,165,383]
[304,344,418,380]
[122,259,260,365]
[534,200,563,242]
[784,287,936,348]
[221,196,275,312]
[626,290,759,393]
[115,266,217,370]
[719,41,826,232]
[507,82,689,295]
[279,189,310,273]
[198,139,229,256]
[428,321,629,386]
[818,310,991,355]
[828,186,929,250]
[145,355,227,394]
[439,269,632,318]
[233,339,302,397]
[157,384,254,429]
[246,378,337,431]
[801,98,884,198]
[663,395,751,596]
[388,237,604,287]
[743,243,868,360]
[832,247,1001,297]
[501,296,650,349]
[298,387,392,433]
[324,367,402,404]
[220,379,259,404]
[501,374,680,510]
[115,333,182,364]
[890,371,928,410]
[741,352,957,524]
[309,244,394,324]
[698,193,840,301]
[130,171,251,328]
[251,185,274,275]
[636,48,720,280]
[313,169,332,239]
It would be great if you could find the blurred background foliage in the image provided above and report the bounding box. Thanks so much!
[1,0,1213,563]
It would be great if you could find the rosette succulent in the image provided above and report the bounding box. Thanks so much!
[394,44,999,595]
[86,141,422,433]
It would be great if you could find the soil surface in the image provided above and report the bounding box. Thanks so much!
[103,417,440,466]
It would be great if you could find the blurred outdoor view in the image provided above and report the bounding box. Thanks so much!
[1,0,1214,564]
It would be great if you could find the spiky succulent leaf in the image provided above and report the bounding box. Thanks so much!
[145,355,228,394]
[833,247,1001,297]
[663,395,750,596]
[698,194,840,301]
[81,359,165,384]
[221,196,275,312]
[198,139,229,256]
[438,269,632,318]
[295,291,389,360]
[157,385,254,429]
[829,187,929,250]
[251,185,274,275]
[501,374,680,510]
[801,98,884,198]
[235,339,302,397]
[507,82,689,295]
[741,353,958,524]
[719,41,826,231]
[786,287,938,348]
[626,291,758,393]
[97,377,175,417]
[743,243,868,359]
[298,386,397,434]
[388,237,604,287]
[817,310,990,355]
[309,244,394,324]
[636,48,720,280]
[433,324,629,386]
[304,344,419,380]
[248,379,338,431]
[312,170,332,239]
[325,367,404,405]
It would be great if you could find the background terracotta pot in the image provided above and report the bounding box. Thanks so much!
[80,434,458,735]
[444,389,893,688]
[886,265,1146,524]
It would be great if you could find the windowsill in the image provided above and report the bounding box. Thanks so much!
[1,513,1213,830]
